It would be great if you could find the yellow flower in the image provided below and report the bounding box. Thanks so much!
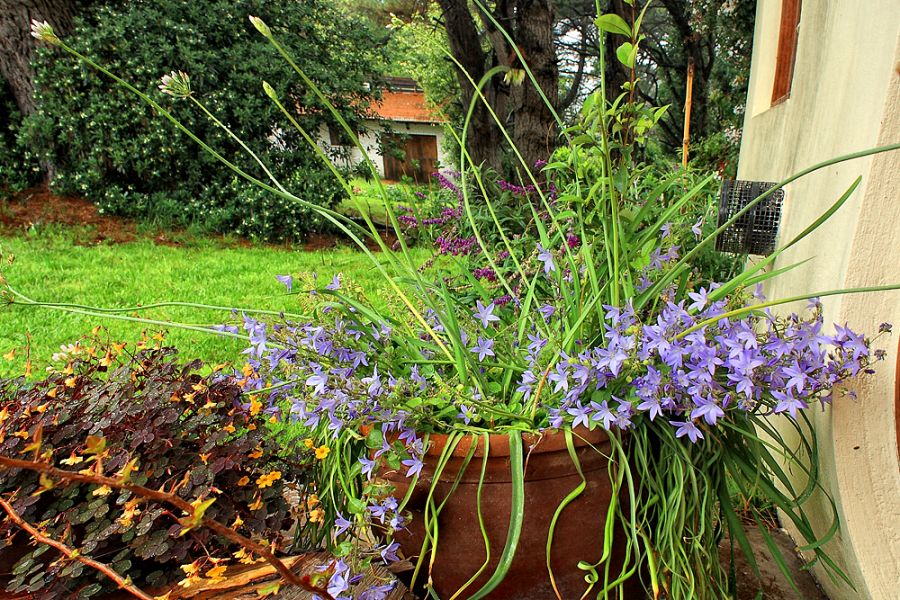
[205,564,227,581]
[307,494,320,509]
[3,349,15,361]
[92,485,112,497]
[248,447,263,459]
[223,423,236,434]
[61,453,83,466]
[309,507,325,523]
[256,470,282,489]
[236,476,250,487]
[303,438,315,449]
[315,445,330,460]
[64,376,77,388]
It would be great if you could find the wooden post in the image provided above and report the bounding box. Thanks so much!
[682,57,695,168]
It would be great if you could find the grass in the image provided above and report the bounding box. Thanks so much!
[0,225,428,378]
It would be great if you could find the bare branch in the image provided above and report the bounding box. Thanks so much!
[0,455,333,600]
[0,496,156,600]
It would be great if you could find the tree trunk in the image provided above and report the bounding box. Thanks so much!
[0,0,78,116]
[508,0,558,170]
[437,0,505,172]
[437,0,559,176]
[602,0,630,104]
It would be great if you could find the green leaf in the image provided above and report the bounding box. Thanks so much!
[596,14,632,37]
[616,42,637,68]
[468,433,524,599]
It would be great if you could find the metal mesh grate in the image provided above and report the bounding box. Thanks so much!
[715,180,784,256]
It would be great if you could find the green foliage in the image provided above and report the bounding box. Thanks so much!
[22,0,384,241]
[0,83,41,196]
[0,344,309,598]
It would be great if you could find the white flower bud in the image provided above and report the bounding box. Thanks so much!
[248,15,271,38]
[30,19,60,46]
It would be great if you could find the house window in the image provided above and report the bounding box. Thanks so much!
[771,0,802,105]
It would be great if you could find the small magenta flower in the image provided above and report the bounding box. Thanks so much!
[30,20,60,45]
[473,300,500,329]
[158,71,192,98]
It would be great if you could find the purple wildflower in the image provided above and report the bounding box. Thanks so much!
[536,243,556,274]
[473,300,500,328]
[275,274,293,292]
[402,456,424,478]
[470,337,495,361]
[672,420,704,443]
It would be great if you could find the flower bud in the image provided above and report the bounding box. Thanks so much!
[248,15,271,38]
[262,81,278,101]
[158,71,192,99]
[30,19,60,46]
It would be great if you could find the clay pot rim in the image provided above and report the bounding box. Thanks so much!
[422,426,608,458]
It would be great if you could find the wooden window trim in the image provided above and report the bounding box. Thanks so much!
[771,0,802,105]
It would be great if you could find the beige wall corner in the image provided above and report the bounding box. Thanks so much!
[738,1,900,598]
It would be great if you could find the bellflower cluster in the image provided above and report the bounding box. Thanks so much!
[225,235,886,598]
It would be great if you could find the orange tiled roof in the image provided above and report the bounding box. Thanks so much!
[369,90,446,124]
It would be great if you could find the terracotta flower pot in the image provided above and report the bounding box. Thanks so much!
[383,428,643,599]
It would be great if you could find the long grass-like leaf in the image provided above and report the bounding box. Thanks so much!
[467,432,525,599]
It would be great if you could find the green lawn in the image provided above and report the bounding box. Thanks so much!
[0,226,426,378]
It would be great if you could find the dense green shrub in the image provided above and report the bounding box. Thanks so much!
[22,0,384,241]
[0,83,41,196]
[0,342,312,599]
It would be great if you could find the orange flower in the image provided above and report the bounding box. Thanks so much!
[256,470,282,489]
[315,445,330,460]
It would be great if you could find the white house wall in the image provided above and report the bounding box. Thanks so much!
[317,121,451,179]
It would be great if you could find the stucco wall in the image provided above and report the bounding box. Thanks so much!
[738,2,900,598]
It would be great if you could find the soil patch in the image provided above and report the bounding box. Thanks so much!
[1,185,400,251]
[0,185,137,244]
